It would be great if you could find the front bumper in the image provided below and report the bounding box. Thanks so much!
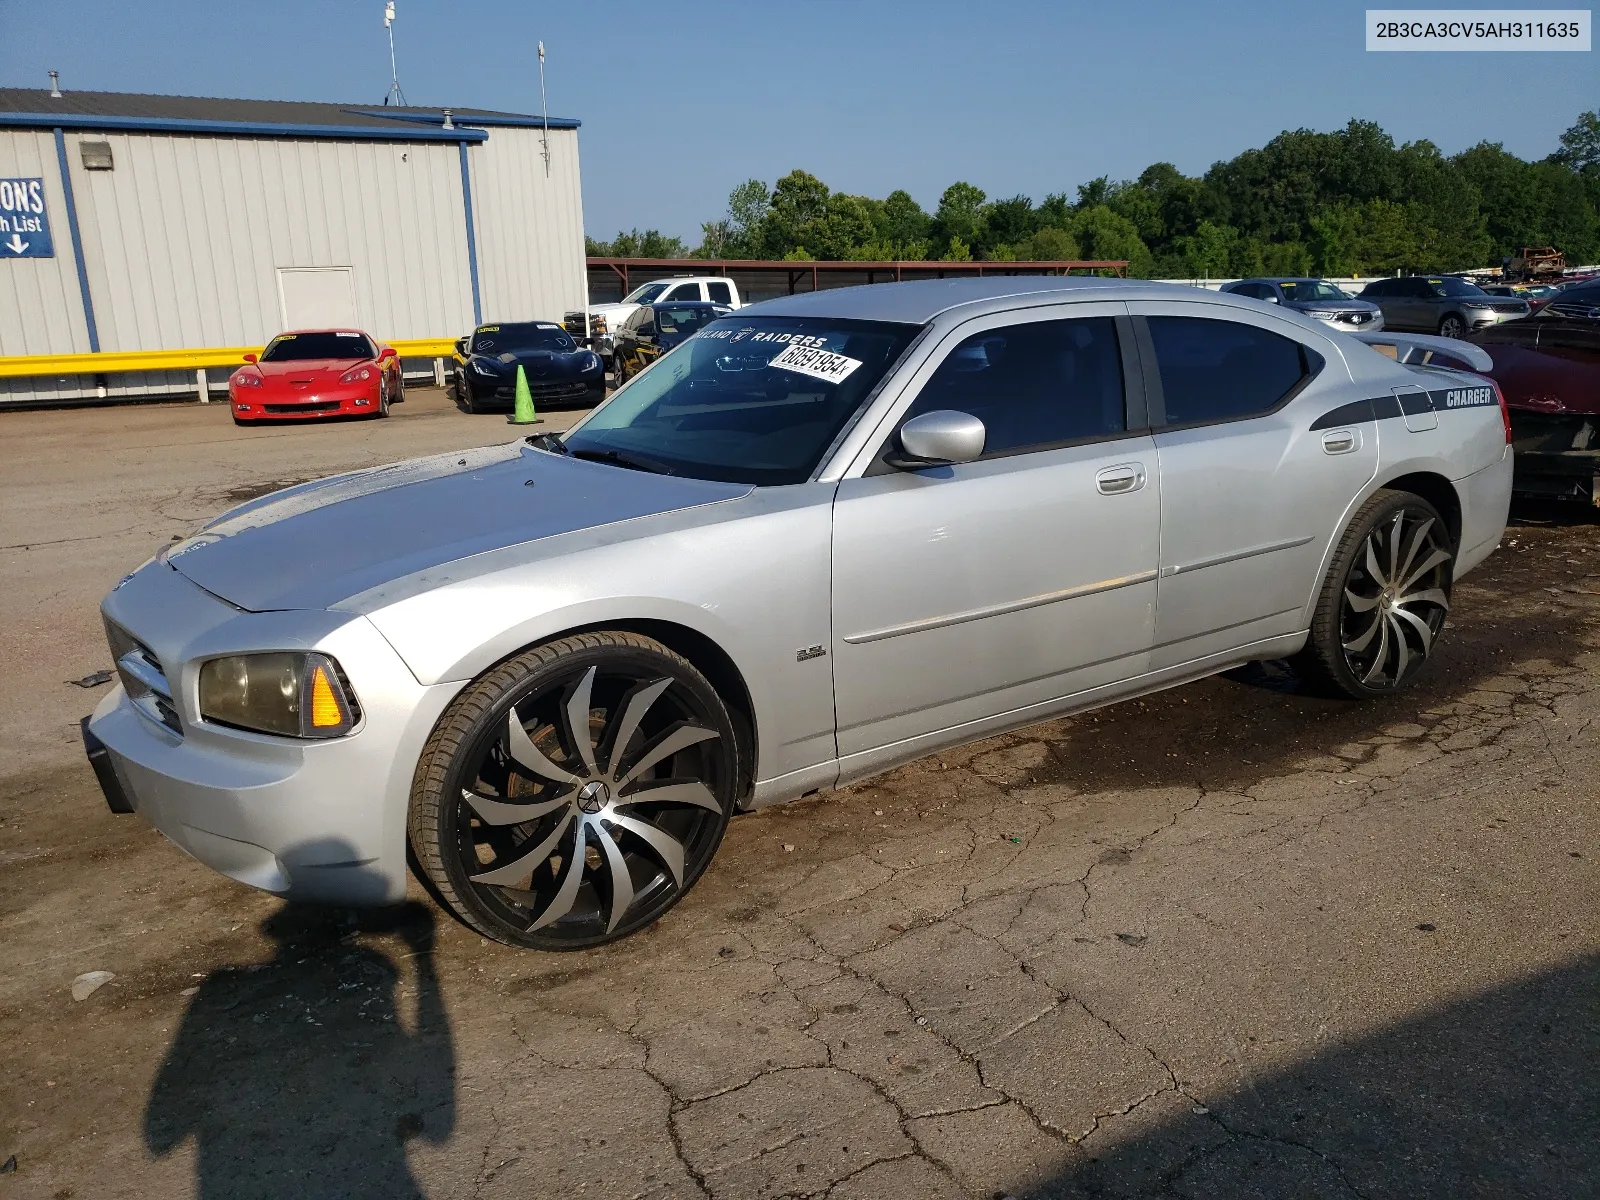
[231,382,380,420]
[1463,308,1528,331]
[86,560,461,904]
[468,374,605,409]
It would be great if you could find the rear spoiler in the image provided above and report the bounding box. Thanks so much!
[1349,331,1493,374]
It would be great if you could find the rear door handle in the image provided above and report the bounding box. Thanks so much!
[1095,463,1146,495]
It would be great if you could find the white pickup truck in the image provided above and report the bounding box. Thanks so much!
[565,276,744,355]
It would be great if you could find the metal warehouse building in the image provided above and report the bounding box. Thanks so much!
[0,88,585,403]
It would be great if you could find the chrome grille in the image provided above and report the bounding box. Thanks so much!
[1548,300,1600,321]
[106,621,182,735]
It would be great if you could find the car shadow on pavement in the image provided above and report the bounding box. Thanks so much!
[1039,952,1600,1199]
[143,866,454,1200]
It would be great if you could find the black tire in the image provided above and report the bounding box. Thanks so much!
[1438,313,1466,339]
[408,631,740,950]
[462,377,482,414]
[375,379,390,418]
[392,371,405,404]
[612,353,628,388]
[1293,489,1454,699]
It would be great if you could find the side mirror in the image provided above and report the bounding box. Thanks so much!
[378,346,398,361]
[454,337,468,356]
[242,352,258,364]
[1264,293,1281,304]
[889,410,986,469]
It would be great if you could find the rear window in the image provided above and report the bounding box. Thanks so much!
[260,331,373,361]
[1148,316,1317,426]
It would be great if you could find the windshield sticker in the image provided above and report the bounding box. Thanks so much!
[336,331,362,337]
[275,334,296,340]
[477,325,500,332]
[768,342,863,385]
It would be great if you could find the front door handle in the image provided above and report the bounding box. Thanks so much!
[1095,463,1146,495]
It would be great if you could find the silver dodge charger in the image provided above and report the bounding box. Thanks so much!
[86,278,1513,950]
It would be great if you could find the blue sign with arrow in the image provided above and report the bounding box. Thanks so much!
[0,178,54,258]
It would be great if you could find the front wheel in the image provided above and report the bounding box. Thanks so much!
[408,632,740,950]
[1293,489,1454,699]
[1438,313,1466,339]
[612,354,628,388]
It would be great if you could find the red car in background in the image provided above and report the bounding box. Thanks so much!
[1469,279,1600,503]
[229,329,403,426]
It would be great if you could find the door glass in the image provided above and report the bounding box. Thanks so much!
[706,281,733,305]
[664,283,701,301]
[899,318,1126,456]
[1147,316,1314,426]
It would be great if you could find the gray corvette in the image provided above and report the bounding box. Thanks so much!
[86,278,1512,949]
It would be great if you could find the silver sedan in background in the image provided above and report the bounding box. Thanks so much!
[1221,276,1385,331]
[86,278,1512,950]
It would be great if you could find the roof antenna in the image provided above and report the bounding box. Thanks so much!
[48,70,62,98]
[537,41,550,176]
[383,2,408,107]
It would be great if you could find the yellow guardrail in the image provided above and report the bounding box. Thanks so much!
[0,338,459,380]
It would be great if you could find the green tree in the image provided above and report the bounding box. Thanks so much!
[588,229,686,258]
[1026,226,1081,261]
[1070,206,1153,275]
[933,182,986,253]
[764,170,832,257]
[1555,109,1600,173]
[942,235,973,262]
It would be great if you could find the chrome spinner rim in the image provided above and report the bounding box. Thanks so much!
[1340,509,1452,690]
[454,664,726,942]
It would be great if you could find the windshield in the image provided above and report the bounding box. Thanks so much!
[655,306,722,337]
[622,283,669,304]
[561,316,920,485]
[1278,280,1349,302]
[470,323,576,354]
[261,331,373,362]
[1428,277,1485,298]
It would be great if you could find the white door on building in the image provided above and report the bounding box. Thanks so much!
[276,267,359,330]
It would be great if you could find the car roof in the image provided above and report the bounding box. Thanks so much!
[277,328,373,337]
[743,276,1238,324]
[651,300,722,308]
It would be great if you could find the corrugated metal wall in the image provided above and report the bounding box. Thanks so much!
[0,128,94,357]
[0,122,587,404]
[468,127,587,324]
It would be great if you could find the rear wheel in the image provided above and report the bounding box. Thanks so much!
[1293,489,1454,699]
[375,380,390,418]
[1438,313,1466,339]
[408,632,739,950]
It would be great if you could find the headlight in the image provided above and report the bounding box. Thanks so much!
[471,359,500,376]
[1461,302,1493,310]
[233,373,263,388]
[198,652,360,739]
[339,366,374,383]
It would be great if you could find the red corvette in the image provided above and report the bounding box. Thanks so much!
[229,329,403,426]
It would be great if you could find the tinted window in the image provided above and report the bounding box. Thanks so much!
[656,306,718,335]
[471,323,575,353]
[664,283,702,301]
[261,331,373,361]
[623,283,668,303]
[706,281,733,305]
[900,318,1126,456]
[1361,279,1395,298]
[1147,316,1312,426]
[1278,280,1348,302]
[563,316,919,485]
[1428,277,1484,298]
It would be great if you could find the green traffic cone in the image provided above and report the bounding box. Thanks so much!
[508,364,540,425]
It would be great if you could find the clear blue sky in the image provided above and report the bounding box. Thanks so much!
[3,1,1594,244]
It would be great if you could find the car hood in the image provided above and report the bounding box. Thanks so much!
[476,349,588,374]
[164,442,752,611]
[253,358,367,379]
[1285,298,1377,313]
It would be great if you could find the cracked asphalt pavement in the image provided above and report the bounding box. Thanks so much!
[2,392,1597,1198]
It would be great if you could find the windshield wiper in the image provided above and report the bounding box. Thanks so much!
[569,447,677,476]
[524,432,568,455]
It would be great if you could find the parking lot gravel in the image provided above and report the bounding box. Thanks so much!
[1,391,1596,1198]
